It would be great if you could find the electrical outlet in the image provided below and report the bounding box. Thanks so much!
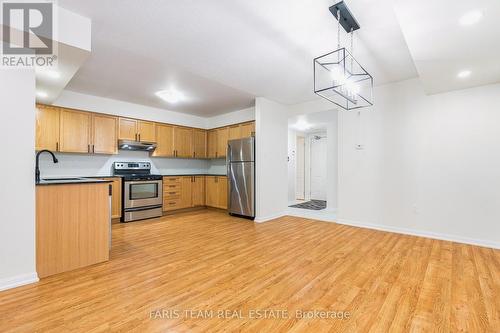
[355,144,364,150]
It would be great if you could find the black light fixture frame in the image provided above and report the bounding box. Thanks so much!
[313,1,373,110]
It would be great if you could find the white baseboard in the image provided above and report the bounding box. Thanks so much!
[254,212,286,223]
[336,218,500,250]
[0,272,39,292]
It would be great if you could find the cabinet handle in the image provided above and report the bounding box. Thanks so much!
[88,144,90,153]
[56,142,59,151]
[135,133,137,141]
[168,192,176,195]
[215,152,218,158]
[193,151,196,158]
[138,133,141,141]
[92,144,95,154]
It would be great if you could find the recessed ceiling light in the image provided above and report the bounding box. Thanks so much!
[155,89,184,104]
[459,10,483,26]
[36,91,48,98]
[457,70,472,79]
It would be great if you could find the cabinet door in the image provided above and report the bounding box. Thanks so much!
[179,176,192,209]
[207,130,218,159]
[138,121,156,142]
[240,122,255,138]
[36,104,60,151]
[153,124,174,157]
[92,114,118,154]
[205,176,217,207]
[216,127,229,158]
[192,129,206,159]
[174,127,193,158]
[228,124,241,141]
[59,109,91,153]
[217,176,228,209]
[192,176,205,207]
[119,118,137,141]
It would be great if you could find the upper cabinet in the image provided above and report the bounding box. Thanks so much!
[92,114,118,154]
[118,118,156,142]
[228,124,241,141]
[173,126,193,158]
[138,121,156,142]
[36,104,118,155]
[59,109,92,153]
[216,127,229,158]
[192,129,206,159]
[153,124,174,157]
[240,122,255,138]
[36,105,60,151]
[207,130,218,159]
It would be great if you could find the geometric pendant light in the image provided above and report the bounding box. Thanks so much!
[314,1,373,110]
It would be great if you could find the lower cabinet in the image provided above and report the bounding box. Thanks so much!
[98,177,122,219]
[162,175,227,212]
[205,176,228,210]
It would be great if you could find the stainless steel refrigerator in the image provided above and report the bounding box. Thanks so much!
[227,137,255,219]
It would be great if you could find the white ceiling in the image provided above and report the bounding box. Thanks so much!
[394,0,500,94]
[57,0,417,116]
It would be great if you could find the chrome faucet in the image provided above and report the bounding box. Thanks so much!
[35,150,59,182]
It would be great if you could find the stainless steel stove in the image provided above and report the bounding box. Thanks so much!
[113,162,163,222]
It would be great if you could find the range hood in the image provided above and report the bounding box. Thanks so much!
[118,140,157,152]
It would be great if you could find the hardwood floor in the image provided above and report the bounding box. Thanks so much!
[0,210,499,332]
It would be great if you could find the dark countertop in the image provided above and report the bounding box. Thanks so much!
[36,178,113,186]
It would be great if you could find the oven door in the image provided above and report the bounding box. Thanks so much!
[124,180,162,209]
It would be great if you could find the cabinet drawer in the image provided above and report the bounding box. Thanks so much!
[163,190,181,199]
[163,183,181,191]
[163,198,181,211]
[163,177,181,184]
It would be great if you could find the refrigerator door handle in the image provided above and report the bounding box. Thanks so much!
[226,144,231,211]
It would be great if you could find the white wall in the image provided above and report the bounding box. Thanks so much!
[207,107,255,128]
[0,69,38,291]
[55,90,208,128]
[337,79,500,248]
[255,98,289,222]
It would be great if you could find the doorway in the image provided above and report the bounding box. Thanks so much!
[309,133,327,201]
[295,136,305,201]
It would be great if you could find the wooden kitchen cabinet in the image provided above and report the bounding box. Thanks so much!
[179,176,193,209]
[36,104,60,151]
[138,121,156,142]
[59,109,92,153]
[119,118,156,142]
[240,121,255,138]
[118,118,137,141]
[153,124,174,157]
[192,176,205,207]
[205,176,228,209]
[216,127,229,158]
[36,183,110,278]
[192,129,206,159]
[98,177,122,218]
[173,126,193,158]
[92,114,118,154]
[207,130,218,158]
[228,124,241,141]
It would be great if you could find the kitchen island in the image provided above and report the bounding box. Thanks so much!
[36,179,112,278]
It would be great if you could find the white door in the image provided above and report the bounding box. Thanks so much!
[310,135,327,200]
[296,136,305,200]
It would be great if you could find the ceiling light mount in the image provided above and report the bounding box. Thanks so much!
[329,1,360,33]
[314,1,373,110]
